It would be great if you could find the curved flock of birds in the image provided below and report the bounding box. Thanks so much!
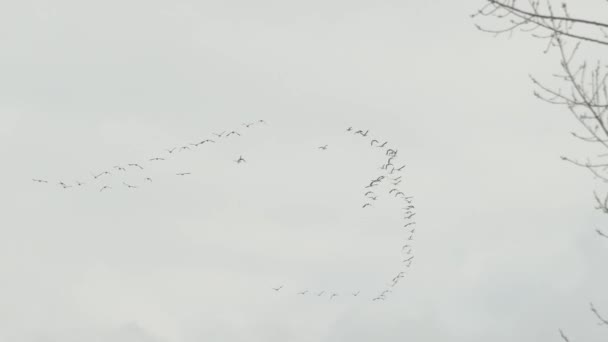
[272,126,417,302]
[32,120,417,303]
[31,120,267,190]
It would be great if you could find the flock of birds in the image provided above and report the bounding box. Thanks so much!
[31,120,267,190]
[272,126,417,302]
[33,120,417,303]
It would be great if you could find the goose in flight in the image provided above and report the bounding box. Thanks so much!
[258,119,267,124]
[123,182,137,189]
[389,188,399,194]
[329,293,338,300]
[213,131,226,138]
[58,181,71,189]
[316,291,325,297]
[370,139,379,146]
[242,122,255,128]
[364,191,375,197]
[144,177,153,182]
[75,181,85,186]
[346,126,353,132]
[355,129,369,137]
[404,213,416,219]
[272,285,283,292]
[149,157,165,161]
[100,185,111,192]
[352,291,360,297]
[378,141,388,148]
[297,290,308,295]
[362,203,372,208]
[318,145,328,150]
[93,171,111,179]
[226,131,241,137]
[179,146,190,151]
[196,139,215,145]
[235,156,246,163]
[128,163,144,170]
[403,222,416,228]
[167,147,177,154]
[403,256,414,263]
[176,172,191,176]
[113,165,126,172]
[32,179,48,183]
[396,164,406,171]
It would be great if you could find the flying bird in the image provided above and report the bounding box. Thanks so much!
[403,222,416,228]
[213,131,226,138]
[352,291,360,297]
[297,290,308,295]
[242,122,254,128]
[272,285,283,292]
[226,131,241,137]
[128,163,144,170]
[167,147,177,153]
[75,181,85,186]
[144,177,153,182]
[318,145,328,150]
[364,191,375,196]
[93,171,111,179]
[378,141,388,148]
[100,185,111,192]
[149,157,165,161]
[330,293,338,300]
[32,179,48,183]
[235,156,246,163]
[176,172,191,176]
[346,126,353,132]
[316,291,325,297]
[362,203,372,208]
[404,213,416,219]
[113,166,126,171]
[370,139,379,146]
[58,182,71,189]
[179,146,190,151]
[396,165,406,171]
[123,182,137,189]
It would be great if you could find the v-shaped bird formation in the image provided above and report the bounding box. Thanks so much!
[32,121,416,303]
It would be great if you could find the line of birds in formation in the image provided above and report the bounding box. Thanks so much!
[31,120,266,190]
[273,126,417,302]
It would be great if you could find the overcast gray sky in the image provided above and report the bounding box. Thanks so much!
[1,0,607,341]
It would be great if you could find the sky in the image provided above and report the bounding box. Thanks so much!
[0,0,607,341]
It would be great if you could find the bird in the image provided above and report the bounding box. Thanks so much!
[369,196,377,201]
[404,213,416,219]
[149,157,165,161]
[32,179,48,183]
[258,119,267,124]
[392,180,402,186]
[392,176,402,181]
[179,146,190,151]
[272,285,283,292]
[355,129,369,137]
[403,222,416,228]
[75,181,85,186]
[403,256,414,263]
[318,145,328,150]
[401,244,411,251]
[352,291,360,297]
[176,172,191,176]
[58,181,71,189]
[128,163,144,170]
[370,139,379,146]
[362,203,372,208]
[297,290,308,295]
[144,177,153,182]
[197,139,215,145]
[123,182,137,189]
[386,149,397,156]
[364,191,375,196]
[378,141,388,148]
[242,122,254,128]
[100,185,111,192]
[226,131,241,137]
[235,156,246,163]
[167,147,177,154]
[316,291,325,296]
[346,126,353,132]
[389,188,399,194]
[113,166,126,171]
[330,293,338,300]
[93,171,111,179]
[395,192,405,198]
[213,131,226,138]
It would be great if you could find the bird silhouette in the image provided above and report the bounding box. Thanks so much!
[272,285,283,292]
[100,185,111,192]
[128,163,144,170]
[235,156,246,163]
[330,293,338,300]
[144,177,153,182]
[297,290,308,295]
[149,157,165,161]
[167,147,177,153]
[316,291,325,296]
[32,179,48,183]
[352,291,360,297]
[362,203,372,208]
[213,131,226,138]
[176,172,191,176]
[123,182,137,189]
[318,145,328,150]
